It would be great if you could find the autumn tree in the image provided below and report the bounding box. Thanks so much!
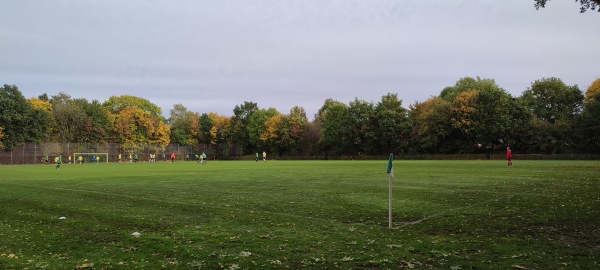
[284,106,309,155]
[103,95,163,119]
[450,90,479,141]
[585,78,600,103]
[441,77,501,102]
[247,108,280,152]
[28,97,54,142]
[447,78,529,153]
[208,112,232,157]
[112,106,170,154]
[29,97,53,111]
[262,114,284,154]
[409,97,454,153]
[261,106,309,155]
[146,118,170,153]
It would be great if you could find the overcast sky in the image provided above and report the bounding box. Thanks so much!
[1,0,598,119]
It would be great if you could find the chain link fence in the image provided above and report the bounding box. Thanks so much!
[0,142,211,165]
[2,143,599,165]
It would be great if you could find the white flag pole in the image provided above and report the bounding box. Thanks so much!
[386,153,394,229]
[389,167,393,229]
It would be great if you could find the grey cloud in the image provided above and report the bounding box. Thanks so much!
[1,0,598,118]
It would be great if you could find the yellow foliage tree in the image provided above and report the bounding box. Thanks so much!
[261,115,283,142]
[410,97,452,150]
[26,97,57,142]
[28,97,56,139]
[147,117,171,152]
[208,112,231,145]
[28,97,53,111]
[450,90,479,134]
[585,78,600,103]
[112,106,170,153]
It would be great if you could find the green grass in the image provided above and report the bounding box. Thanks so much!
[1,160,599,269]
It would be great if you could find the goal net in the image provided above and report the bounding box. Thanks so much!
[73,153,109,164]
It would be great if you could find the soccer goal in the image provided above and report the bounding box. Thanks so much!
[73,153,109,164]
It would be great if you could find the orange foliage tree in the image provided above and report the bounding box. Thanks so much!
[112,106,170,154]
[585,78,600,103]
[208,112,231,156]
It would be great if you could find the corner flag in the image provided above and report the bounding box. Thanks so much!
[386,153,394,177]
[387,153,394,229]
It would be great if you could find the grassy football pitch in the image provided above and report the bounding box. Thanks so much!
[0,160,599,269]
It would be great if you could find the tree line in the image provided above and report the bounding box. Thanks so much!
[1,76,599,157]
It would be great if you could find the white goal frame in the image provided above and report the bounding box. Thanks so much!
[73,153,109,164]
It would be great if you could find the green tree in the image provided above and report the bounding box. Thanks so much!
[38,93,49,102]
[441,77,501,102]
[28,97,54,143]
[474,87,529,149]
[316,99,352,155]
[284,106,309,155]
[49,94,112,144]
[0,84,48,149]
[75,98,113,143]
[534,0,599,13]
[301,121,321,156]
[50,92,87,142]
[447,78,530,153]
[198,113,214,146]
[504,98,534,152]
[520,78,584,153]
[247,108,280,152]
[230,101,259,155]
[168,104,199,146]
[577,91,600,152]
[409,97,454,153]
[521,78,583,123]
[0,125,4,149]
[347,98,376,155]
[373,93,411,154]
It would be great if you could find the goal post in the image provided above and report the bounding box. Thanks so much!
[73,153,109,164]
